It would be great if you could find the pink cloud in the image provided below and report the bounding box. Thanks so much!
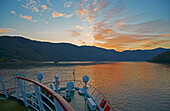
[41,5,48,10]
[20,14,32,20]
[65,14,74,18]
[10,11,16,14]
[52,12,65,18]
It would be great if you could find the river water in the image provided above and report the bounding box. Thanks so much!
[0,62,170,111]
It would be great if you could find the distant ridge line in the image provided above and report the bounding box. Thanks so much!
[0,36,170,62]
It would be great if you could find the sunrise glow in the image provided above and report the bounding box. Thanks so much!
[0,0,170,51]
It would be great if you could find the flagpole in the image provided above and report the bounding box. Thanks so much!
[73,70,75,83]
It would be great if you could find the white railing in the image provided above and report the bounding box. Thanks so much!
[43,80,114,111]
[0,74,114,111]
[0,76,9,98]
[15,76,75,111]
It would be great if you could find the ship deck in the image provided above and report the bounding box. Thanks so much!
[60,90,91,111]
[0,98,28,111]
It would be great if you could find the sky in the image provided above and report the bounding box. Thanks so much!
[0,0,170,51]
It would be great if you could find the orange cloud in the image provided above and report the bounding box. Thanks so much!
[70,30,81,37]
[41,5,48,10]
[76,9,87,18]
[91,19,165,51]
[75,25,84,30]
[157,34,170,37]
[32,5,39,12]
[141,40,169,48]
[21,5,29,9]
[52,12,65,18]
[0,29,8,34]
[65,14,74,18]
[20,14,32,20]
[75,0,170,51]
[0,28,16,34]
[10,11,16,14]
[114,22,125,30]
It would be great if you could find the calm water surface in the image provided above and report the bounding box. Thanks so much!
[0,62,170,111]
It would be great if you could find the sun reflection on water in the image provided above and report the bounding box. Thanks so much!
[0,62,170,110]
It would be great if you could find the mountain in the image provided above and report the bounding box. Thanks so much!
[148,51,170,63]
[0,36,170,62]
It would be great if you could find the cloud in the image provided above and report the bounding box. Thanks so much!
[44,21,48,24]
[52,12,65,18]
[76,0,109,23]
[52,12,74,18]
[118,19,170,34]
[91,19,169,51]
[20,14,32,20]
[69,30,81,37]
[76,9,87,18]
[75,25,84,30]
[46,0,52,7]
[157,34,170,37]
[0,28,16,34]
[65,14,74,18]
[0,29,9,34]
[95,0,108,12]
[114,21,125,30]
[10,11,16,14]
[74,0,170,51]
[64,2,72,8]
[41,5,48,10]
[32,5,39,12]
[32,20,37,22]
[141,40,169,48]
[21,5,29,9]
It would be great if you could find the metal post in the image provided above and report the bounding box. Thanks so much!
[21,74,25,92]
[17,78,20,99]
[73,70,75,83]
[15,73,19,91]
[54,73,59,93]
[84,83,87,99]
[95,93,100,101]
[18,79,28,107]
[34,84,45,111]
[53,94,64,111]
[0,76,9,98]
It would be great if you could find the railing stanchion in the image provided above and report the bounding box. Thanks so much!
[95,93,100,101]
[0,76,9,98]
[53,95,64,111]
[15,73,19,92]
[18,78,28,107]
[91,89,95,96]
[34,84,45,111]
[17,78,20,99]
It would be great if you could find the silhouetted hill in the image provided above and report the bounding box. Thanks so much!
[0,36,170,62]
[148,51,170,63]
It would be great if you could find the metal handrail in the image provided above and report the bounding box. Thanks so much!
[16,77,75,111]
[43,79,114,111]
[1,79,114,111]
